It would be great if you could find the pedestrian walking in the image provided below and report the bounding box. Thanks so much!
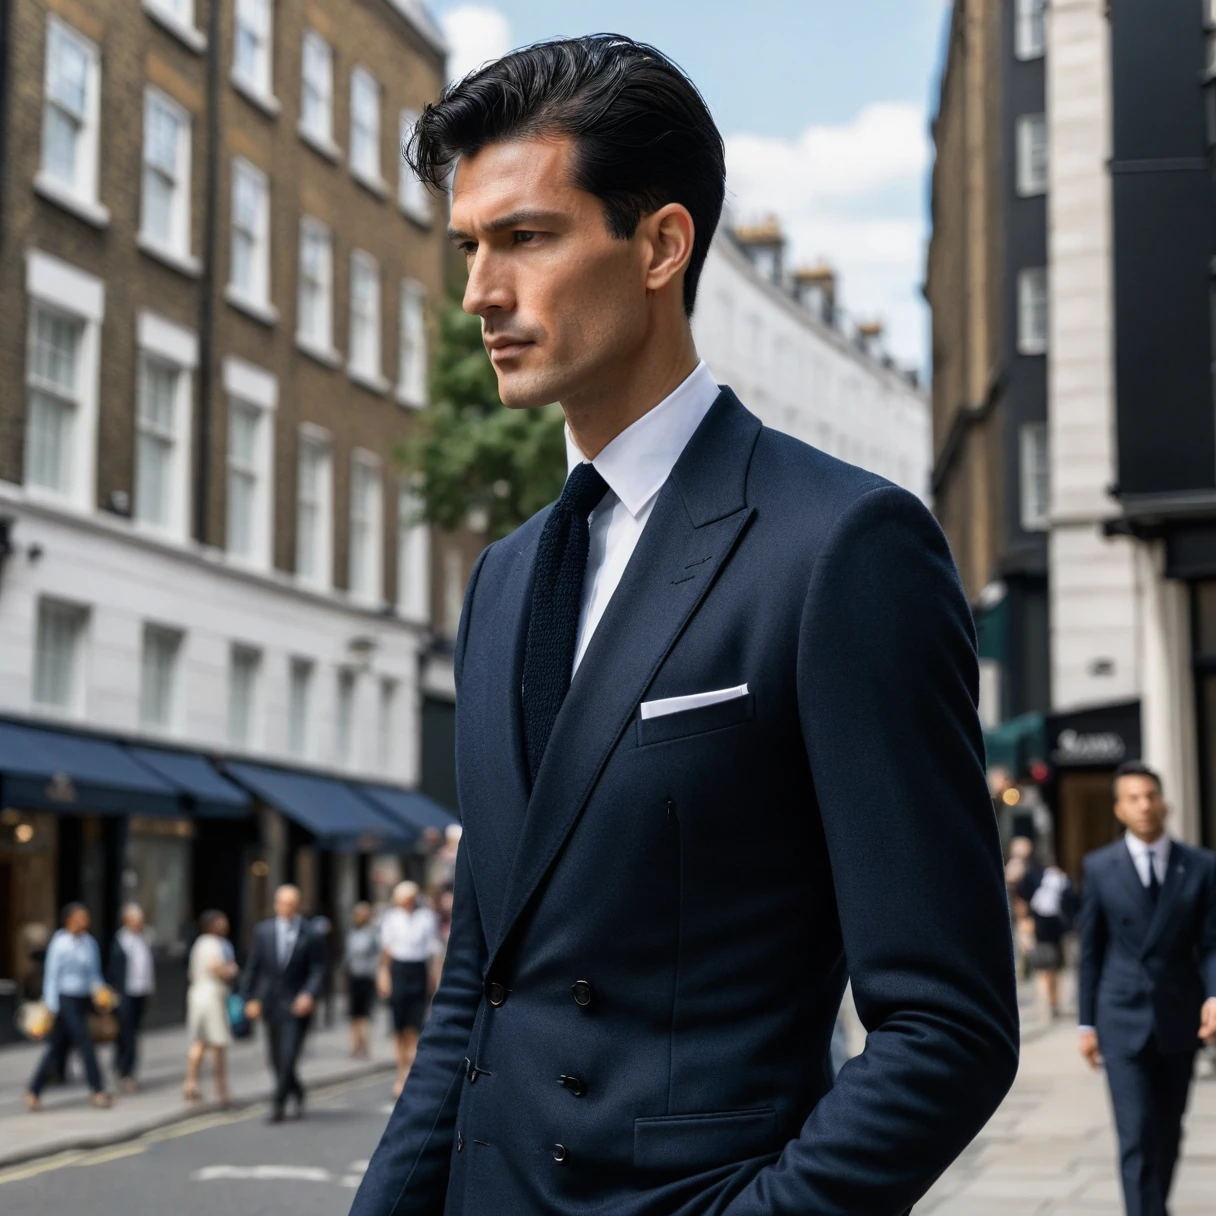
[184,910,238,1107]
[377,881,440,1097]
[344,901,379,1059]
[1079,761,1216,1216]
[1020,860,1076,1020]
[25,903,111,1111]
[350,33,1017,1216]
[108,902,156,1093]
[239,884,326,1123]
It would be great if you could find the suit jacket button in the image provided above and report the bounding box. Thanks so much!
[553,1144,568,1164]
[558,1074,586,1096]
[457,1132,464,1152]
[487,981,506,1007]
[572,980,593,1008]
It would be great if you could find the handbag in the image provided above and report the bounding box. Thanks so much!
[88,1010,120,1042]
[226,992,252,1040]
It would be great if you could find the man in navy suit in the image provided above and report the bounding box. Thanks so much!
[1078,762,1216,1216]
[351,35,1018,1216]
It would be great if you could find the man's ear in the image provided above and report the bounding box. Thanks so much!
[643,203,695,295]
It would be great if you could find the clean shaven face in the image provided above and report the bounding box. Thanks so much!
[1113,773,1168,841]
[449,135,654,410]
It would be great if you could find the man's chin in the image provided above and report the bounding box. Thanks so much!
[496,370,560,411]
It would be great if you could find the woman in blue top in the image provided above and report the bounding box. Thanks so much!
[26,903,110,1110]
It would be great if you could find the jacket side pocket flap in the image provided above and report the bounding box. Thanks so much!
[634,1106,779,1172]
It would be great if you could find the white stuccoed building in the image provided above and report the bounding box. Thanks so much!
[693,224,932,503]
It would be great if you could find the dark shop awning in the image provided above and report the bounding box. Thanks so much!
[225,762,414,853]
[126,747,251,819]
[357,783,459,835]
[0,719,180,818]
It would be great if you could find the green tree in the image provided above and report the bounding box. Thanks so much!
[399,296,567,542]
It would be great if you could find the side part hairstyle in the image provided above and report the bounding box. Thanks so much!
[407,34,726,316]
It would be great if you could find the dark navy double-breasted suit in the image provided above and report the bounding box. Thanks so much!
[351,389,1019,1215]
[1078,838,1216,1215]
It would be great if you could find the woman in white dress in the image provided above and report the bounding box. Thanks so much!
[184,910,238,1107]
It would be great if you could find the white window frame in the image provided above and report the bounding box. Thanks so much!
[24,251,105,510]
[397,279,428,408]
[397,485,431,623]
[377,677,398,773]
[32,598,89,717]
[349,251,386,389]
[140,622,183,733]
[1019,421,1050,532]
[223,356,277,569]
[287,656,313,757]
[37,16,107,227]
[1018,267,1048,355]
[231,0,277,114]
[296,217,336,362]
[335,668,357,766]
[1015,0,1045,61]
[296,423,333,589]
[135,311,197,541]
[349,67,384,193]
[299,29,337,158]
[228,643,262,748]
[139,88,195,271]
[1016,114,1047,197]
[227,157,276,323]
[142,0,207,54]
[348,450,383,605]
[398,108,431,223]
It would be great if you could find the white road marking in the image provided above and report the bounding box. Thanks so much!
[340,1175,363,1188]
[192,1165,335,1183]
[348,1160,370,1172]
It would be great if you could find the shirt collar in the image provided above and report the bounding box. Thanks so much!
[1124,831,1170,863]
[564,361,720,519]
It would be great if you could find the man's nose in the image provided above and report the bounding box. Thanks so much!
[463,249,514,317]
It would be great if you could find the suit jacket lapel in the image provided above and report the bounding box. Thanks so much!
[1142,843,1189,955]
[488,390,762,963]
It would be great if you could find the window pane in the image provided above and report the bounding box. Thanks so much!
[145,98,179,175]
[227,402,260,557]
[302,33,332,137]
[140,625,180,729]
[378,678,397,771]
[30,309,81,393]
[143,168,174,244]
[48,27,88,118]
[42,107,79,186]
[228,647,259,746]
[34,600,84,709]
[288,659,311,756]
[27,390,74,492]
[136,358,179,527]
[1019,268,1048,353]
[336,670,355,763]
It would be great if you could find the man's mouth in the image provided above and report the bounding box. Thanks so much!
[485,337,534,363]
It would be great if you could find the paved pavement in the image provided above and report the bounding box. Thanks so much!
[919,1017,1216,1214]
[0,1004,394,1170]
[0,1070,392,1216]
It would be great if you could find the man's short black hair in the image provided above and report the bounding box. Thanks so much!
[1113,760,1163,796]
[60,901,86,925]
[408,34,726,316]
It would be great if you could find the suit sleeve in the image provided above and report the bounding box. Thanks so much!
[1202,851,1216,1001]
[348,545,492,1216]
[239,929,263,1003]
[722,484,1019,1216]
[1078,859,1107,1029]
[304,928,327,1001]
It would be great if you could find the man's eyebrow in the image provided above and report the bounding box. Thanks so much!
[446,210,568,241]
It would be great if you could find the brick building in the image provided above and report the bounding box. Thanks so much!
[0,0,455,1029]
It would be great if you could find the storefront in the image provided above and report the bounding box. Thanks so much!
[1045,699,1141,878]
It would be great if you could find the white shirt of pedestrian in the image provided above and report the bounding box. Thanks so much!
[380,906,441,962]
[276,916,299,967]
[565,359,720,674]
[117,927,155,996]
[1124,831,1171,888]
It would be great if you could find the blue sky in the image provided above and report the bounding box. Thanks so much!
[430,1,950,371]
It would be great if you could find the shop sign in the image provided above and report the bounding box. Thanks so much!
[45,771,77,803]
[1047,699,1141,770]
[1052,729,1126,766]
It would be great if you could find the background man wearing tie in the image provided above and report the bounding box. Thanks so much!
[352,34,1018,1216]
[1078,762,1216,1216]
[240,884,326,1123]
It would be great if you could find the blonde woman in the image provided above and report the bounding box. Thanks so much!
[184,910,238,1106]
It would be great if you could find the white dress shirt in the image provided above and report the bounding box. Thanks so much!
[1125,831,1171,888]
[275,916,301,968]
[117,927,155,997]
[566,360,721,674]
[380,906,441,963]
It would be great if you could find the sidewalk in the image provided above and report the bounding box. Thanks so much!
[918,1017,1216,1214]
[0,1005,394,1169]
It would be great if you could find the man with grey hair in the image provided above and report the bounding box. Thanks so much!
[240,884,327,1123]
[109,902,155,1092]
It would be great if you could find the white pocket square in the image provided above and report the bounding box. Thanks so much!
[640,684,749,721]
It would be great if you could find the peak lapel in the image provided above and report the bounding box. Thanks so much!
[488,390,762,962]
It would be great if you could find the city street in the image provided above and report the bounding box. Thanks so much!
[0,1071,391,1216]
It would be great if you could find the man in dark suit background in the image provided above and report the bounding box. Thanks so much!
[351,34,1018,1216]
[240,883,326,1123]
[1079,761,1216,1216]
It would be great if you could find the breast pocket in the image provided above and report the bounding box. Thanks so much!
[636,692,755,747]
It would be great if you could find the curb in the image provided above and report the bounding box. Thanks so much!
[0,1059,394,1173]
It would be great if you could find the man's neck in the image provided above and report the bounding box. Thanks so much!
[562,326,699,461]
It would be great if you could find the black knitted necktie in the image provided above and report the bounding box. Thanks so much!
[522,462,609,783]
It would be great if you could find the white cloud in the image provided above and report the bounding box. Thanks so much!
[440,5,513,84]
[725,103,931,369]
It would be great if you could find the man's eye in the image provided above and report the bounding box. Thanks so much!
[457,242,477,256]
[514,231,537,244]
